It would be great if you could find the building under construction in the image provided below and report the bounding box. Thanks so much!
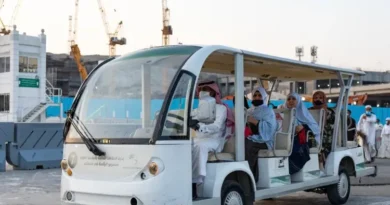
[46,53,109,96]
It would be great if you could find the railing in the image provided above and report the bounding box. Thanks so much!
[46,80,62,104]
[16,81,63,122]
[20,106,34,121]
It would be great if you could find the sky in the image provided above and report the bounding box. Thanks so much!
[0,0,389,71]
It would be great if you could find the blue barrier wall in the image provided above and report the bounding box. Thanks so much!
[47,96,390,123]
[6,123,64,170]
[0,123,14,172]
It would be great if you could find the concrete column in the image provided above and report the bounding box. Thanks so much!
[39,29,47,104]
[10,26,19,122]
[40,112,46,122]
[59,103,63,122]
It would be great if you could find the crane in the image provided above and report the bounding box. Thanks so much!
[0,0,10,35]
[161,0,172,46]
[0,19,9,35]
[96,0,126,56]
[68,16,72,53]
[0,0,22,35]
[161,0,173,89]
[69,0,88,81]
[9,0,22,29]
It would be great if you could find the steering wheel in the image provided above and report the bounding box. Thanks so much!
[164,112,185,132]
[167,113,184,121]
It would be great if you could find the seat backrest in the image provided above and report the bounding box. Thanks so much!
[308,108,325,152]
[221,108,248,155]
[223,134,235,154]
[274,108,285,132]
[273,108,296,154]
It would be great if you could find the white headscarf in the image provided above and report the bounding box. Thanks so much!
[285,92,320,144]
[253,87,269,107]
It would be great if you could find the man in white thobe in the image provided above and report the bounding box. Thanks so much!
[357,105,377,162]
[190,81,234,200]
[375,119,384,155]
[378,118,390,158]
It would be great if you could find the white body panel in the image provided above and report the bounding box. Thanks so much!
[202,161,256,198]
[61,143,192,205]
[325,147,365,176]
[291,154,320,182]
[257,157,291,188]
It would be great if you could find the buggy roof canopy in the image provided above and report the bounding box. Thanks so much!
[196,45,366,81]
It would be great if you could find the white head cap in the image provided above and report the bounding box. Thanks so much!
[386,117,390,121]
[365,105,372,109]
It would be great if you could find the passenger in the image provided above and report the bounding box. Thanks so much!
[284,93,320,175]
[245,87,278,182]
[190,81,235,200]
[308,91,336,169]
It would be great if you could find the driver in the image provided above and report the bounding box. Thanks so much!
[190,81,235,199]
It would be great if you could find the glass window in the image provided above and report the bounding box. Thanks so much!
[0,93,10,112]
[0,95,4,111]
[161,72,194,139]
[65,46,201,144]
[28,58,38,72]
[4,94,9,111]
[0,57,4,73]
[19,56,28,73]
[5,57,10,72]
[19,56,38,73]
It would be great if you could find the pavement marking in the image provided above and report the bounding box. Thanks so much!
[369,201,390,205]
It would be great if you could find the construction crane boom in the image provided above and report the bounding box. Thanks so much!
[97,0,110,38]
[9,0,22,28]
[96,0,126,56]
[68,16,72,52]
[69,0,88,81]
[161,0,172,46]
[72,0,79,44]
[71,45,88,81]
[0,0,23,35]
[0,18,9,35]
[112,21,122,38]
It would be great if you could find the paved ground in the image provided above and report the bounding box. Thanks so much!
[0,159,390,205]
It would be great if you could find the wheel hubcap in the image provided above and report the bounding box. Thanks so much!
[338,173,349,198]
[224,191,243,205]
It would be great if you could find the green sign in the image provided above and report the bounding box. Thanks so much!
[19,78,39,88]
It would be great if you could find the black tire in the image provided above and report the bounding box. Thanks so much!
[326,168,351,205]
[221,180,247,205]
